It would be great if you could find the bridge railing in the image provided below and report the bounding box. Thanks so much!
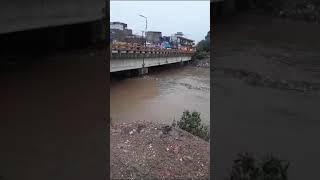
[111,42,194,59]
[111,44,194,59]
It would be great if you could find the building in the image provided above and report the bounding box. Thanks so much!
[110,22,127,31]
[161,36,171,43]
[125,34,146,45]
[176,32,183,36]
[171,32,195,49]
[145,31,162,44]
[110,21,133,42]
[124,29,132,36]
[177,36,194,47]
[110,29,127,42]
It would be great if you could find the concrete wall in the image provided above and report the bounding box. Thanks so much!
[0,0,105,34]
[111,56,192,72]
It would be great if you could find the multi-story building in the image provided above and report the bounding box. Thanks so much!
[171,32,194,49]
[145,31,162,44]
[161,36,171,42]
[110,21,133,42]
[125,34,146,45]
[110,22,127,31]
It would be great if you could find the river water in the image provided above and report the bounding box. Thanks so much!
[110,65,210,125]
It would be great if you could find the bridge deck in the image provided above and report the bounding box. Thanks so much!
[110,46,194,72]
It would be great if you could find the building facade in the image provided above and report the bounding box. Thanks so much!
[110,22,127,31]
[125,35,146,44]
[110,21,133,42]
[145,31,162,44]
[171,32,194,49]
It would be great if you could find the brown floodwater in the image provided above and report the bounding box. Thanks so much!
[110,65,210,125]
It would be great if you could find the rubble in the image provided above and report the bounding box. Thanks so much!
[111,121,209,179]
[192,58,210,68]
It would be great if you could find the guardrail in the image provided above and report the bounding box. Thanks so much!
[111,45,194,59]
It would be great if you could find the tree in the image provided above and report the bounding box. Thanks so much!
[197,40,210,52]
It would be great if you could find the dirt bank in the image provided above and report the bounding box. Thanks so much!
[110,121,209,179]
[192,58,210,68]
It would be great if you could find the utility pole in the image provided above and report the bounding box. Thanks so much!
[139,14,147,47]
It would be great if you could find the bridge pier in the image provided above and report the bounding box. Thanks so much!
[138,67,149,76]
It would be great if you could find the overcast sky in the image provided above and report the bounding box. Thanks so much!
[110,1,210,43]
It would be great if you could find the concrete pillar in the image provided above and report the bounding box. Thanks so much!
[138,67,148,75]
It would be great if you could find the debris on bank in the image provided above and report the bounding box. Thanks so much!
[111,121,209,180]
[192,58,210,68]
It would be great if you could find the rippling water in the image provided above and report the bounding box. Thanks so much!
[110,65,210,125]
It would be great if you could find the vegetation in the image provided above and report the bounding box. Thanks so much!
[196,39,210,53]
[228,152,290,180]
[192,51,208,60]
[193,31,210,60]
[172,110,209,141]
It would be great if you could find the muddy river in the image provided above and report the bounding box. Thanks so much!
[110,65,210,125]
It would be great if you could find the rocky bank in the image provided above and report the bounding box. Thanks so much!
[110,121,209,180]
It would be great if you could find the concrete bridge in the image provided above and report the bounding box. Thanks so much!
[111,49,193,74]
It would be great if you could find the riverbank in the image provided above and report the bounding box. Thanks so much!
[110,121,209,179]
[213,13,320,179]
[192,57,210,68]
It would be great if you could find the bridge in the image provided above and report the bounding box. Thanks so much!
[111,44,194,75]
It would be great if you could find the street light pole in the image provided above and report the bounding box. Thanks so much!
[139,14,148,47]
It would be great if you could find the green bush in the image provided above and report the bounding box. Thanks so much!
[197,39,210,52]
[172,110,209,141]
[228,152,290,180]
[192,51,209,60]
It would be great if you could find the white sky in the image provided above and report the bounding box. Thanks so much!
[110,1,210,43]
